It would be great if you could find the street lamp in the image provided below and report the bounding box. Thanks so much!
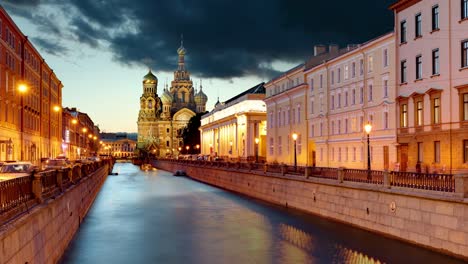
[186,145,189,154]
[254,137,259,163]
[364,122,372,180]
[292,133,298,171]
[196,144,200,154]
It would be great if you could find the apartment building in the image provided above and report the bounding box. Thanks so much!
[391,0,468,173]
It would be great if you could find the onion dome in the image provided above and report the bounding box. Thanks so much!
[161,88,173,104]
[194,86,208,105]
[177,36,186,55]
[143,70,158,84]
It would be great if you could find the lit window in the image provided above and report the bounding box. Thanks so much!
[416,101,423,126]
[401,60,407,83]
[433,97,441,124]
[463,0,468,20]
[464,140,468,163]
[434,141,440,163]
[462,40,468,68]
[463,93,468,121]
[401,104,408,127]
[368,56,373,72]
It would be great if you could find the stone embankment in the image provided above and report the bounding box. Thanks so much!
[153,159,468,260]
[0,160,113,264]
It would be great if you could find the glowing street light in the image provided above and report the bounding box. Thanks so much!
[292,133,298,170]
[364,122,372,180]
[18,83,28,93]
[53,105,61,112]
[82,128,88,133]
[71,119,78,125]
[186,145,189,154]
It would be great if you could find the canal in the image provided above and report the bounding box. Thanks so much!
[60,163,464,264]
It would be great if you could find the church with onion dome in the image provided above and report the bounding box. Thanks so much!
[137,39,208,157]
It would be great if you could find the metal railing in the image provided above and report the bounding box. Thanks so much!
[0,176,33,214]
[0,159,114,224]
[157,158,461,195]
[390,171,455,192]
[343,169,384,184]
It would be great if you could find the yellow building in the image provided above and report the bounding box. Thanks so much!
[306,33,397,170]
[264,64,308,165]
[200,83,266,161]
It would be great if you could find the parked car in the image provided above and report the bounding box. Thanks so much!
[44,159,73,170]
[0,162,35,181]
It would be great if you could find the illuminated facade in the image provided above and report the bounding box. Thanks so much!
[391,0,468,173]
[306,33,397,170]
[100,138,136,158]
[264,65,308,165]
[200,83,266,160]
[137,40,207,157]
[0,6,63,163]
[62,107,100,159]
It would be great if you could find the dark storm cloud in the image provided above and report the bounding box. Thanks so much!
[31,37,68,56]
[3,0,42,6]
[4,0,396,79]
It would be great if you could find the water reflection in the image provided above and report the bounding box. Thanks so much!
[60,163,464,264]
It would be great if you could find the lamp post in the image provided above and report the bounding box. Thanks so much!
[196,144,200,154]
[18,83,27,161]
[186,145,189,154]
[178,147,182,155]
[364,122,372,180]
[254,138,259,163]
[292,133,298,171]
[51,105,61,158]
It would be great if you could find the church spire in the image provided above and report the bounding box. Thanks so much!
[177,34,186,71]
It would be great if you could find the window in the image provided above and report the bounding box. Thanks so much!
[463,0,468,19]
[432,49,440,75]
[383,49,388,67]
[352,89,356,105]
[320,74,323,88]
[462,40,468,68]
[400,20,407,43]
[278,136,282,155]
[310,78,314,92]
[401,60,407,83]
[338,93,341,108]
[353,147,356,161]
[464,140,468,163]
[331,95,335,110]
[416,55,422,80]
[416,101,423,126]
[464,93,468,121]
[360,87,364,104]
[433,97,441,124]
[344,91,348,106]
[297,135,302,154]
[368,85,373,101]
[432,5,439,31]
[320,122,323,136]
[401,104,408,127]
[352,62,356,78]
[311,124,315,137]
[345,118,348,133]
[384,112,389,129]
[368,56,373,72]
[331,71,335,85]
[292,108,295,124]
[297,105,301,123]
[344,65,349,80]
[310,100,314,114]
[331,121,335,135]
[269,138,274,155]
[415,13,422,38]
[384,80,388,98]
[360,59,364,75]
[417,142,423,162]
[337,68,341,83]
[434,141,440,163]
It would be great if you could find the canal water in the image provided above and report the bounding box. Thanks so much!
[60,163,464,264]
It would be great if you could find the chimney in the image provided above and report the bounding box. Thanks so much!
[329,44,339,54]
[347,44,359,51]
[313,45,327,56]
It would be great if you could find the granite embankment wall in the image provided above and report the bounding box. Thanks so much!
[154,160,468,260]
[0,165,110,264]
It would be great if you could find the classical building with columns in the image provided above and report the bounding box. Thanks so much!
[0,6,63,163]
[200,83,266,161]
[137,40,207,157]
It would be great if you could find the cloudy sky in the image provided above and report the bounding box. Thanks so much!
[3,0,395,132]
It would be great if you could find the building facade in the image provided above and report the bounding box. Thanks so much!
[137,41,207,157]
[99,133,136,158]
[62,107,100,160]
[0,6,63,163]
[307,34,397,170]
[200,83,266,161]
[391,0,468,173]
[264,65,308,165]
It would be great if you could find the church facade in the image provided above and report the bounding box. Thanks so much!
[137,41,207,157]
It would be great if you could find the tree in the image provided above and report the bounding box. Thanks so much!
[181,112,207,151]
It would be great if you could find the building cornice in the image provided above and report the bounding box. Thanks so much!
[389,0,422,13]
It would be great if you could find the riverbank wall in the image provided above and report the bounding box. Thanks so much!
[0,164,111,264]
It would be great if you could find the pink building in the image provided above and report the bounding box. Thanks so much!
[391,0,468,173]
